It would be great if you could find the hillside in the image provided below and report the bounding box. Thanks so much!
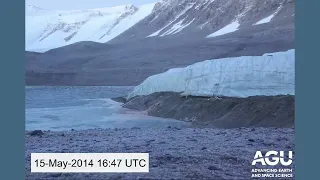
[26,0,294,86]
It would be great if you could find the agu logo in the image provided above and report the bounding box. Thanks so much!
[252,151,293,166]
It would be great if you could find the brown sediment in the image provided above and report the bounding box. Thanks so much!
[122,92,294,128]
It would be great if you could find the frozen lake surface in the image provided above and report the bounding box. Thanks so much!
[26,86,189,131]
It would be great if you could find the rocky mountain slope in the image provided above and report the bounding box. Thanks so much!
[112,0,294,42]
[26,0,294,86]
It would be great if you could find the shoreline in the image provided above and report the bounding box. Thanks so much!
[118,92,294,128]
[25,127,294,180]
[25,90,295,179]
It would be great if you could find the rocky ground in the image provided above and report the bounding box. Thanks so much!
[25,127,294,180]
[121,92,295,128]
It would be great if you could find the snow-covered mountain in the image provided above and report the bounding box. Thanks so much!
[26,0,294,52]
[111,0,294,42]
[25,3,155,52]
[26,0,294,86]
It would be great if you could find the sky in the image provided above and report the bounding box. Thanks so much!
[26,0,157,10]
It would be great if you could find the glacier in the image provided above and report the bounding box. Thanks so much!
[128,49,295,99]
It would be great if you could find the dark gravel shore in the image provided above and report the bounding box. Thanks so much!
[122,92,295,128]
[26,127,294,180]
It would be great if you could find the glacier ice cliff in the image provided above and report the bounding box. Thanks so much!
[128,49,295,99]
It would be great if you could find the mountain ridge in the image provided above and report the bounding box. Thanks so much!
[26,0,294,86]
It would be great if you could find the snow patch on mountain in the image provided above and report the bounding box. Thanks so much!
[146,2,195,37]
[253,4,283,25]
[146,20,175,37]
[160,18,195,36]
[128,49,295,99]
[25,3,155,52]
[207,21,240,38]
[254,14,275,25]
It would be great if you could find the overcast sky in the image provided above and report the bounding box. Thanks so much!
[26,0,157,10]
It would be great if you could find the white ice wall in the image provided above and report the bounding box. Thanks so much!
[128,49,295,99]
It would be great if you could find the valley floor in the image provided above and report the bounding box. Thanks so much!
[25,127,294,180]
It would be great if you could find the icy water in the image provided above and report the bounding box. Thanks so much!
[26,86,189,131]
